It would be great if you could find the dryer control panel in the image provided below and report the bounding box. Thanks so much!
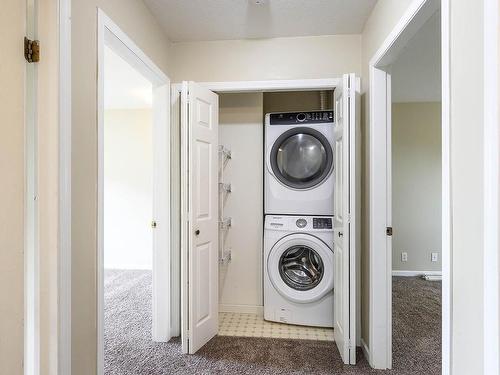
[268,111,334,125]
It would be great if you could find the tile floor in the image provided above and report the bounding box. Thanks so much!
[218,312,334,341]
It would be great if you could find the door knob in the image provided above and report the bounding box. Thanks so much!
[151,221,157,229]
[195,229,200,236]
[338,231,343,237]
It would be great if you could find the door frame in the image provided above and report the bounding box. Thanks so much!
[367,0,449,371]
[171,76,361,352]
[58,0,72,373]
[96,9,172,374]
[483,0,500,372]
[25,0,39,373]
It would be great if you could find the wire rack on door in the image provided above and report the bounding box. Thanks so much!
[218,145,232,265]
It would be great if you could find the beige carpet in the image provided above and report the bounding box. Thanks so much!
[104,270,441,374]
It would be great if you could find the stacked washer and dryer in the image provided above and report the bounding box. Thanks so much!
[264,110,336,328]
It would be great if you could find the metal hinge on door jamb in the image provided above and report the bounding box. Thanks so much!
[24,37,40,63]
[347,339,355,350]
[386,227,393,236]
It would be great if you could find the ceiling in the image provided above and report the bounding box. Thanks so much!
[104,46,152,110]
[391,11,441,103]
[143,0,378,42]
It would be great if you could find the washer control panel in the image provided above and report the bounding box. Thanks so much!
[313,217,333,229]
[296,218,307,228]
[265,215,334,231]
[269,111,334,125]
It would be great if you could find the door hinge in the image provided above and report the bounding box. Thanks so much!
[386,227,393,236]
[24,37,40,63]
[346,85,353,99]
[347,339,355,350]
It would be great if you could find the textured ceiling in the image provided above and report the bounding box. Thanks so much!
[143,0,378,42]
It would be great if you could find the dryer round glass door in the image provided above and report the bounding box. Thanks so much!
[270,127,333,190]
[267,233,334,304]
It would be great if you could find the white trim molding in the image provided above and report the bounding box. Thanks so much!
[361,338,371,365]
[200,78,341,93]
[440,1,452,373]
[173,78,341,95]
[58,0,72,374]
[483,0,500,372]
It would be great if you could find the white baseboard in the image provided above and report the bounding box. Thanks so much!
[219,304,263,316]
[392,270,442,278]
[361,338,371,366]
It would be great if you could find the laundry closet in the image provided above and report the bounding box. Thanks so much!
[178,75,359,365]
[217,90,334,315]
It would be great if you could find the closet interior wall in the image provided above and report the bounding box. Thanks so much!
[218,93,264,314]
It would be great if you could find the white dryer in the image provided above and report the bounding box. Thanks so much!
[265,110,335,216]
[264,215,334,327]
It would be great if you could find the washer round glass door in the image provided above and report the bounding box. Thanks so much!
[270,127,333,190]
[279,245,324,291]
[267,233,334,304]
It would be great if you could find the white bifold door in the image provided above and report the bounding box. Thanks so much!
[180,77,359,360]
[181,81,219,354]
[333,73,359,365]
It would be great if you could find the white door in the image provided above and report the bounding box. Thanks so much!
[152,84,171,342]
[333,73,359,364]
[181,81,219,354]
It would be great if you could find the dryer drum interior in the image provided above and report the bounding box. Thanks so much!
[271,127,333,190]
[278,245,325,291]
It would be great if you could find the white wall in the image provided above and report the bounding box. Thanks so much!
[171,34,362,82]
[71,1,173,371]
[392,102,441,272]
[104,109,153,270]
[1,1,26,372]
[391,11,441,103]
[219,93,264,311]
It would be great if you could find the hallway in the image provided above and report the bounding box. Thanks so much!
[104,271,441,374]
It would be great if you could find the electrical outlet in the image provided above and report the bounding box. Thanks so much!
[431,252,438,262]
[401,252,408,262]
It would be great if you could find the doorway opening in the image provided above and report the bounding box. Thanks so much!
[96,10,172,375]
[390,10,442,374]
[176,75,360,367]
[367,0,447,371]
[102,43,154,373]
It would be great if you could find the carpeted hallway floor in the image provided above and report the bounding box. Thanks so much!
[104,270,441,374]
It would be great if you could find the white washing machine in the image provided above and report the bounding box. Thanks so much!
[265,110,335,216]
[264,215,334,327]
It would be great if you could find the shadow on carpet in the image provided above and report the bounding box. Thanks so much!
[104,270,441,374]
